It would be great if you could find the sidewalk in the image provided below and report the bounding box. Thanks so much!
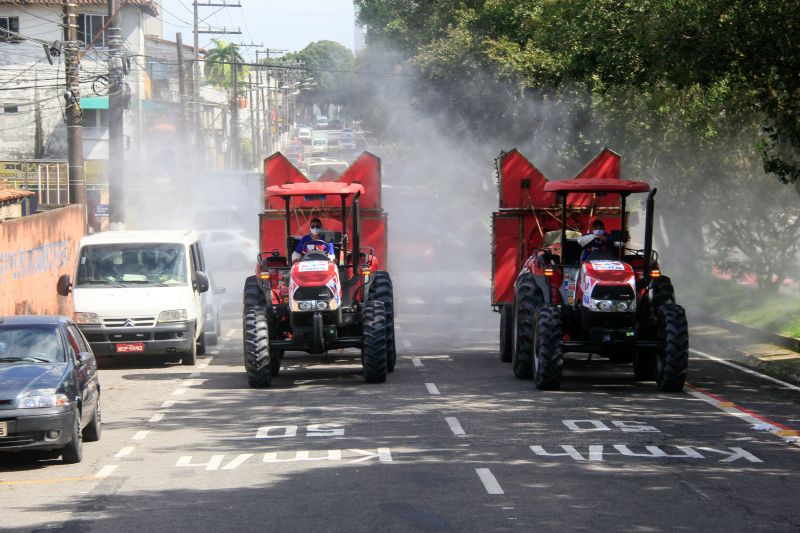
[689,316,800,386]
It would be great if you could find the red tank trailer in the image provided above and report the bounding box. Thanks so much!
[491,148,688,391]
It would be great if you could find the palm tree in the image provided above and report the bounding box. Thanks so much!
[203,38,248,95]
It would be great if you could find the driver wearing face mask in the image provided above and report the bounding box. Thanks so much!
[291,217,335,262]
[577,219,610,261]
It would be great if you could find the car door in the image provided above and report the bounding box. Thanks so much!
[66,324,96,425]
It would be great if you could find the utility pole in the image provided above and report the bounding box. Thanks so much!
[254,70,261,166]
[107,0,125,228]
[176,33,188,145]
[62,0,85,207]
[230,44,239,169]
[247,73,256,169]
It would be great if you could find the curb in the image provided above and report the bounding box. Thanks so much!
[689,312,800,387]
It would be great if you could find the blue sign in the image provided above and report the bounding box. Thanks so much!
[95,204,109,217]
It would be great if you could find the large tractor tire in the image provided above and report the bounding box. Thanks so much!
[512,272,543,379]
[499,305,513,362]
[651,276,676,311]
[369,272,397,372]
[655,303,689,392]
[533,304,563,390]
[243,276,273,388]
[361,300,388,383]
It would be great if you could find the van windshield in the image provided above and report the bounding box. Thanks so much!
[76,243,187,287]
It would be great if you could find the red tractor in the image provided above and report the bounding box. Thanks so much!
[492,149,688,391]
[242,153,395,387]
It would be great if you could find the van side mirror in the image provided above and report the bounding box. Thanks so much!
[194,271,210,293]
[57,274,72,296]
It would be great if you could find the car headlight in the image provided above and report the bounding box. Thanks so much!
[19,389,68,409]
[298,301,313,311]
[74,312,101,325]
[158,309,188,322]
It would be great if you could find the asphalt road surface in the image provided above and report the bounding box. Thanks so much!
[1,310,799,532]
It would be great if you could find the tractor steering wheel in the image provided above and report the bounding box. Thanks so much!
[301,250,330,261]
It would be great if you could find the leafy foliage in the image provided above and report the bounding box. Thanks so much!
[203,38,249,95]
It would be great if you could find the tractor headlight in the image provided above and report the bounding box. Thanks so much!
[615,301,631,312]
[590,299,635,313]
[316,301,329,310]
[298,301,313,311]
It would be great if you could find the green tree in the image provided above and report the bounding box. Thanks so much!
[203,38,249,95]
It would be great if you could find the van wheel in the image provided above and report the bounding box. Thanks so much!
[182,338,197,365]
[197,332,207,356]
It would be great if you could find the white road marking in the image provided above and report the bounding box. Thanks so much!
[690,348,800,392]
[445,417,466,436]
[95,465,118,479]
[132,431,149,441]
[198,357,213,369]
[224,328,237,339]
[411,357,423,367]
[172,388,187,396]
[476,468,504,495]
[405,297,425,305]
[115,446,135,458]
[425,383,440,395]
[161,400,175,408]
[149,413,164,423]
[402,339,412,349]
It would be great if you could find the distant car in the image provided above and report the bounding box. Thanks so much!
[307,160,348,180]
[199,229,259,271]
[311,138,328,156]
[315,116,329,129]
[203,274,225,346]
[286,152,304,167]
[338,133,356,152]
[329,118,343,130]
[0,315,101,463]
[298,127,312,144]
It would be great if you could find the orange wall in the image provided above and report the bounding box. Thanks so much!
[0,205,85,316]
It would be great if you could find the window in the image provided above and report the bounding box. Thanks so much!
[3,104,19,114]
[67,325,90,354]
[77,14,106,47]
[82,109,108,128]
[0,16,20,43]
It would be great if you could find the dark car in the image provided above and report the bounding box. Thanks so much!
[0,316,101,463]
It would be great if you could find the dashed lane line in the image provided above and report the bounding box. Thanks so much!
[114,446,135,458]
[198,356,213,369]
[475,468,504,495]
[425,383,440,395]
[172,388,187,396]
[132,431,149,441]
[690,348,800,393]
[95,465,118,479]
[149,413,165,423]
[445,417,466,436]
[411,357,423,367]
[402,339,412,349]
[161,400,175,409]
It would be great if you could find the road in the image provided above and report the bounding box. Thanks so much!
[2,138,799,531]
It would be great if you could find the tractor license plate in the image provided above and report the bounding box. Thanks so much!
[0,421,7,437]
[116,342,145,353]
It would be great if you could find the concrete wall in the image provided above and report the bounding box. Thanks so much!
[0,205,86,316]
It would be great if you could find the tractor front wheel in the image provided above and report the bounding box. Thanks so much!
[361,300,388,383]
[512,273,542,379]
[655,304,689,392]
[369,272,396,372]
[243,276,272,388]
[533,304,563,390]
[499,305,513,362]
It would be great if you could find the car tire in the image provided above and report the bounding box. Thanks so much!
[82,396,101,442]
[369,272,396,372]
[655,304,689,392]
[182,336,197,365]
[61,411,83,464]
[533,304,563,390]
[197,331,207,356]
[361,300,387,383]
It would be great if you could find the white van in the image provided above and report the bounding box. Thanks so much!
[57,231,210,365]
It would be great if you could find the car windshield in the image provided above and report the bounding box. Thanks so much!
[0,325,64,363]
[76,243,187,287]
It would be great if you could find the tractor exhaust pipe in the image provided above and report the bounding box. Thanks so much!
[643,188,657,281]
[352,192,361,280]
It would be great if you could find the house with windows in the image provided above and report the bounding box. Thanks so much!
[0,0,161,214]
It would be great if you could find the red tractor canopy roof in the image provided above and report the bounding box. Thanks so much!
[266,182,366,197]
[544,177,650,194]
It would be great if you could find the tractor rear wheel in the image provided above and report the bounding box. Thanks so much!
[499,305,513,362]
[533,304,563,390]
[361,300,387,383]
[370,272,397,372]
[656,304,689,392]
[243,276,272,388]
[512,273,542,379]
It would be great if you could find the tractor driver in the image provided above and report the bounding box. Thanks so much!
[578,219,611,262]
[291,217,335,262]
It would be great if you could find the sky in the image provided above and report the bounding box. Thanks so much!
[159,0,358,59]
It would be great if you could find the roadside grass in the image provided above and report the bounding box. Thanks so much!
[677,274,800,338]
